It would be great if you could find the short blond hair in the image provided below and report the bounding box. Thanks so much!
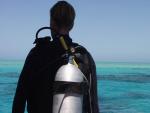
[50,1,75,30]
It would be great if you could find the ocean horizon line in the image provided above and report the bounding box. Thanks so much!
[0,59,150,64]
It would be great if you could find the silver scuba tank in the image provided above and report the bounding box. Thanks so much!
[52,56,84,113]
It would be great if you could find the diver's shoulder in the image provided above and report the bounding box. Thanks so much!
[73,43,89,54]
[74,43,95,64]
[30,37,53,53]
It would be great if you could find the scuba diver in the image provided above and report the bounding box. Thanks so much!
[12,1,99,113]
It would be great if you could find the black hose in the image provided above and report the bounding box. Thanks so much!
[35,27,51,39]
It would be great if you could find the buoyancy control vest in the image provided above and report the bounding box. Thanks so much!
[35,27,90,113]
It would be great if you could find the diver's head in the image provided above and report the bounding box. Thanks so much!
[50,1,75,38]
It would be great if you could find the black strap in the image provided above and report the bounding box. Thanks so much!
[53,81,89,95]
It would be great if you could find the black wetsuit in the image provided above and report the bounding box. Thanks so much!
[12,35,99,113]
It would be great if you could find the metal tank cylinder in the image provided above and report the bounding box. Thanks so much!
[52,63,84,113]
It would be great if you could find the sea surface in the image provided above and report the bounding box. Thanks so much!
[0,60,150,113]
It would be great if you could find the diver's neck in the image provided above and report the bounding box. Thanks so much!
[59,29,69,35]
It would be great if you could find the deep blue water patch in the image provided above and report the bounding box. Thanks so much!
[0,61,150,113]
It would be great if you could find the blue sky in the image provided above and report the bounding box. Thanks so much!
[0,0,150,62]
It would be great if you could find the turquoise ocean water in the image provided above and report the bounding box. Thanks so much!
[0,60,150,113]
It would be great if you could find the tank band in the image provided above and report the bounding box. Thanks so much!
[53,81,88,95]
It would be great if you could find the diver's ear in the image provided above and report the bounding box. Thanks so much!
[68,21,74,31]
